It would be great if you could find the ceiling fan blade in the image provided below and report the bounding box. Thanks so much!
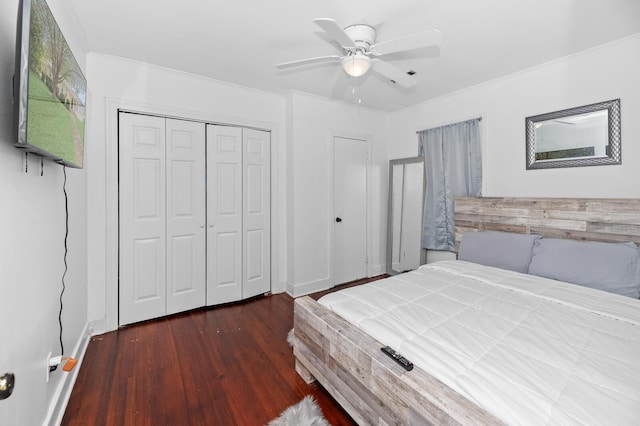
[276,55,342,68]
[313,18,356,49]
[371,59,416,88]
[371,29,443,55]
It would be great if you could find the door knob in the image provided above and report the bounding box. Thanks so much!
[0,373,15,400]
[335,217,342,223]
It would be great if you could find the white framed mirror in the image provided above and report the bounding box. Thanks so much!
[387,157,425,275]
[525,99,621,169]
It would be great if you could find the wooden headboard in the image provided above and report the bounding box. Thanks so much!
[455,197,640,249]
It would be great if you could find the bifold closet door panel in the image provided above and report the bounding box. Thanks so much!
[119,113,167,325]
[165,118,206,315]
[242,128,271,299]
[206,125,243,305]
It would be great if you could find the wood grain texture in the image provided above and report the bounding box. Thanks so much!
[62,294,357,426]
[454,197,640,250]
[293,297,505,426]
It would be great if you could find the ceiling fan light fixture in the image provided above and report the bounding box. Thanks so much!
[342,53,371,77]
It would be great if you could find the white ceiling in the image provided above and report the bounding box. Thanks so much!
[68,0,640,112]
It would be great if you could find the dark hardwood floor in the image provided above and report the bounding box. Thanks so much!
[62,277,385,425]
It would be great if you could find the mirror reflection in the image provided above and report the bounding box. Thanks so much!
[534,110,607,161]
[387,157,425,275]
[526,99,621,169]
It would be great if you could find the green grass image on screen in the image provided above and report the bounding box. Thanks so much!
[27,70,83,166]
[22,0,86,168]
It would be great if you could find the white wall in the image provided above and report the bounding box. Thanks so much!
[286,91,388,296]
[389,34,640,198]
[85,53,287,332]
[0,0,88,424]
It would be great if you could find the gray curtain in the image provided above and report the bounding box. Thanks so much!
[418,118,482,251]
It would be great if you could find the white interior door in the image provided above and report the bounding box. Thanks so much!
[206,125,243,305]
[119,113,167,325]
[242,128,271,299]
[334,136,368,285]
[165,118,206,315]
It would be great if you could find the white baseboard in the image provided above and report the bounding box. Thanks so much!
[286,277,333,297]
[370,263,385,276]
[286,268,390,298]
[46,322,92,426]
[88,318,108,336]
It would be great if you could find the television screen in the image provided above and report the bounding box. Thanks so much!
[14,0,86,168]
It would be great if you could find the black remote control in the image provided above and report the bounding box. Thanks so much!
[381,346,414,371]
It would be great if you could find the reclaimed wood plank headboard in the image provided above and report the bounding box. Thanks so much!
[454,197,640,250]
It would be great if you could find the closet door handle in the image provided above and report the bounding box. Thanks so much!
[335,217,342,223]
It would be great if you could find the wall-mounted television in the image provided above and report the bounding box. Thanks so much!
[13,0,86,169]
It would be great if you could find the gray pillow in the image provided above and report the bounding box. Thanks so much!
[458,231,541,273]
[527,238,640,298]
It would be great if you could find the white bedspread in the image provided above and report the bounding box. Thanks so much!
[318,260,640,425]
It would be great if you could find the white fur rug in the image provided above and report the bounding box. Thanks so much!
[268,395,330,426]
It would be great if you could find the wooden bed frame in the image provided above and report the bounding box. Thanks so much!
[293,197,640,425]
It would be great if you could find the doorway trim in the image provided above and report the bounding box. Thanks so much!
[328,130,372,287]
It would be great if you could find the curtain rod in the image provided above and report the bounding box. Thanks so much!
[416,116,482,134]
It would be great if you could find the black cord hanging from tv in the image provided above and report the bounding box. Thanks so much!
[59,165,68,356]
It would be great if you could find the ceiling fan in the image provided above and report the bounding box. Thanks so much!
[276,18,443,88]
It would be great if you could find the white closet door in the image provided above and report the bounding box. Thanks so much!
[119,113,167,325]
[242,128,271,299]
[206,125,243,305]
[165,119,206,315]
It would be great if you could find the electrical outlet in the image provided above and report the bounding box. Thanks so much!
[46,353,62,382]
[46,352,52,383]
